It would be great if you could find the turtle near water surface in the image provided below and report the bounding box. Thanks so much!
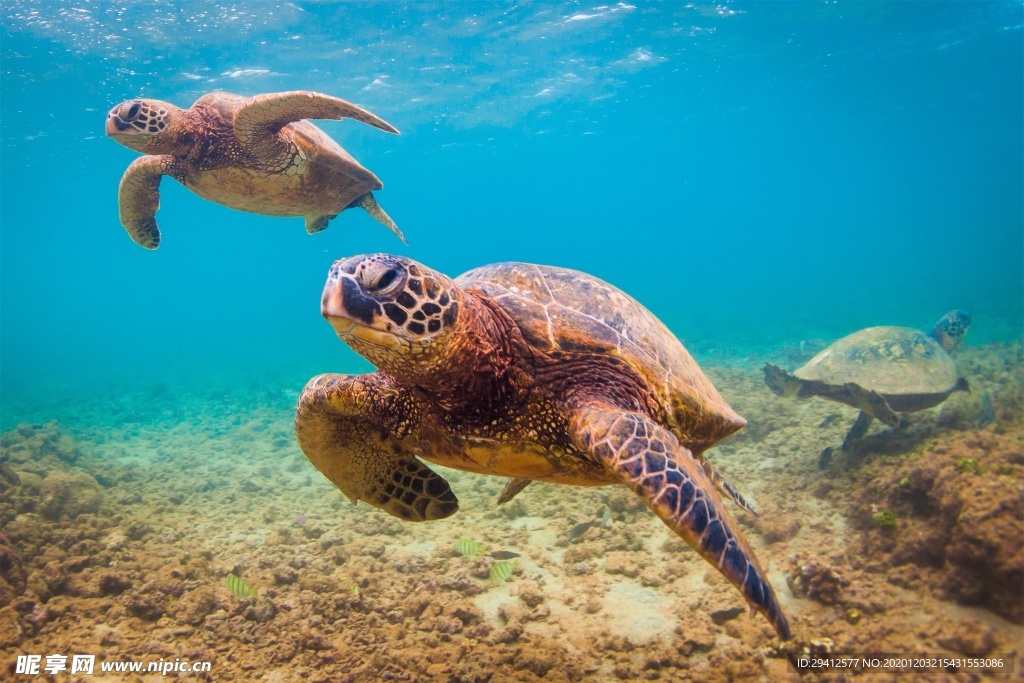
[295,254,792,640]
[106,91,404,249]
[764,311,971,462]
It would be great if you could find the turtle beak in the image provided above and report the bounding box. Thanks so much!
[326,316,357,336]
[105,114,123,137]
[322,279,358,335]
[322,271,390,340]
[320,270,406,351]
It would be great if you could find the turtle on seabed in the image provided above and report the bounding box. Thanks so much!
[764,311,971,467]
[106,90,404,249]
[295,254,792,640]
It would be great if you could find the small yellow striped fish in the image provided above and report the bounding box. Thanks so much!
[489,561,515,582]
[224,573,257,599]
[456,539,482,556]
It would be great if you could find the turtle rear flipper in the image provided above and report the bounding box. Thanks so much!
[569,402,791,640]
[304,215,333,235]
[701,461,760,519]
[496,477,532,505]
[295,373,458,522]
[351,192,407,244]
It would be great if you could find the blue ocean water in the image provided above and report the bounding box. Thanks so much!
[1,1,1021,419]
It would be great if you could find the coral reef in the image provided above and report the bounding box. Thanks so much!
[37,471,104,521]
[787,557,848,605]
[0,340,1021,681]
[849,429,1024,624]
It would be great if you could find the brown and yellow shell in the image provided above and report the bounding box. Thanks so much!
[181,93,381,218]
[794,326,959,396]
[456,263,745,450]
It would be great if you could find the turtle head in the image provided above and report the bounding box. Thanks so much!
[321,254,463,379]
[105,98,182,153]
[931,310,971,354]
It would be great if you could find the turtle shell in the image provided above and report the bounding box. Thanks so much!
[185,92,381,217]
[199,92,374,173]
[795,326,959,396]
[456,262,745,451]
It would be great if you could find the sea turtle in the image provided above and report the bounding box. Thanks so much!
[105,90,404,249]
[295,254,792,640]
[764,311,971,462]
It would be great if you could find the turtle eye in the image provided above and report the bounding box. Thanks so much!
[367,267,401,294]
[125,102,141,120]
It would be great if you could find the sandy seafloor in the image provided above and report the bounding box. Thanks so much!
[1,340,1022,683]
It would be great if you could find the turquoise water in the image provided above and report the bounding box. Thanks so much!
[1,1,1022,412]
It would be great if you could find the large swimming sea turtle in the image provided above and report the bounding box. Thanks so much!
[764,311,970,460]
[295,254,792,640]
[105,91,403,249]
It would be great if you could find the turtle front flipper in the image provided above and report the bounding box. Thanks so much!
[569,402,791,640]
[763,364,802,398]
[295,373,458,522]
[839,382,900,428]
[118,154,180,249]
[233,91,400,145]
